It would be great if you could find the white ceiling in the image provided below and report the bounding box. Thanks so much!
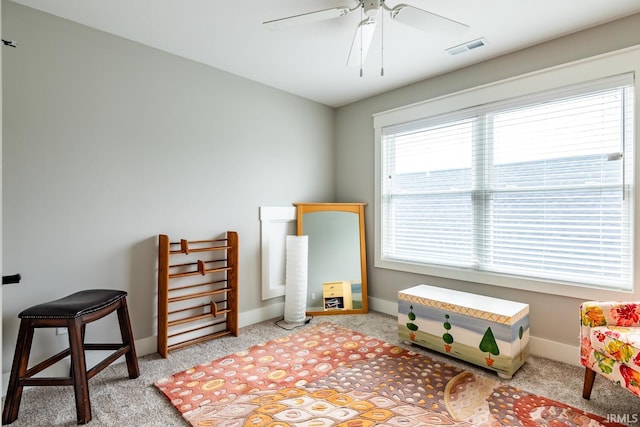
[9,0,640,107]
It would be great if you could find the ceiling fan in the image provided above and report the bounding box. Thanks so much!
[264,0,469,72]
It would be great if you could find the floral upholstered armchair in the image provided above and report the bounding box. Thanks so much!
[580,301,640,399]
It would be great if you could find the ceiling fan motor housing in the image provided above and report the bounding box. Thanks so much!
[363,0,381,17]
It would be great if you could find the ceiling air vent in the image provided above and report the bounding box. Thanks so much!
[446,37,488,56]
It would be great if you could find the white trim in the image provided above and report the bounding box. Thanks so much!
[259,207,297,300]
[530,335,580,367]
[373,44,640,128]
[373,44,640,300]
[239,301,286,328]
[134,334,157,357]
[369,295,398,315]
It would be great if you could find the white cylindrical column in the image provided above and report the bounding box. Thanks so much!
[284,235,308,324]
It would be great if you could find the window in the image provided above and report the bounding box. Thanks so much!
[376,69,636,294]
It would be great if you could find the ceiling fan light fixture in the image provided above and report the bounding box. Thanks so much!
[363,0,382,17]
[346,18,377,67]
[390,4,469,35]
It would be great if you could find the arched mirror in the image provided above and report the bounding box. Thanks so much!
[295,203,368,315]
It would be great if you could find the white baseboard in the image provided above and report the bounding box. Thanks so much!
[369,296,581,368]
[238,302,285,329]
[369,295,398,315]
[529,335,581,367]
[135,334,157,358]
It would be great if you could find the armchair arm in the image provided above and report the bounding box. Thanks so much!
[581,301,640,331]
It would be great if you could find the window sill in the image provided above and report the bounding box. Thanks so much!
[375,258,635,300]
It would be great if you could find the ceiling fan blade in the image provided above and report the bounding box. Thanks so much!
[264,7,352,30]
[347,18,377,68]
[390,4,469,35]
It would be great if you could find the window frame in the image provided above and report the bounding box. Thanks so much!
[373,45,640,300]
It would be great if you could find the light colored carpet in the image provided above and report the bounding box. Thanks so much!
[2,311,639,426]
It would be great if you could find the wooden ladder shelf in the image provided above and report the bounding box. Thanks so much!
[157,231,238,357]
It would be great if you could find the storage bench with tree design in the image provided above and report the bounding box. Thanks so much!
[398,284,530,379]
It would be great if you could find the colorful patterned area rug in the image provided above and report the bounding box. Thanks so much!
[155,322,625,427]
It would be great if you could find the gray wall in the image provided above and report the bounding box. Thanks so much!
[1,1,335,372]
[335,13,640,349]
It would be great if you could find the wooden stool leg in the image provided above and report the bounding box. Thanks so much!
[68,318,91,424]
[116,298,140,379]
[68,324,86,377]
[2,320,35,425]
[582,367,596,399]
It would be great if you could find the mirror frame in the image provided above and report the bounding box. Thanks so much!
[295,202,368,316]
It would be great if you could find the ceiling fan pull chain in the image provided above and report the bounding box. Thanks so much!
[360,5,364,77]
[380,4,385,77]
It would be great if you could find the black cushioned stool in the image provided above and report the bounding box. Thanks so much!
[2,289,140,425]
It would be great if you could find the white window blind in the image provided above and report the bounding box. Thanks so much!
[381,75,634,291]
